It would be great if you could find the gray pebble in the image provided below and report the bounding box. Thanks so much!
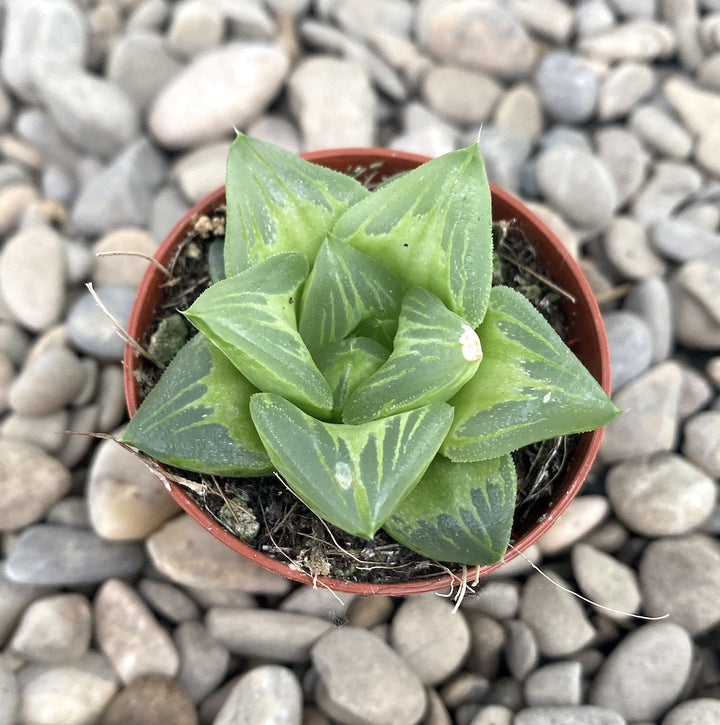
[166,0,225,59]
[279,585,355,623]
[333,0,413,40]
[92,228,159,288]
[590,623,693,721]
[535,52,599,124]
[0,568,48,647]
[126,0,170,32]
[519,573,595,657]
[678,365,714,418]
[536,146,618,229]
[246,114,302,153]
[174,620,230,704]
[600,361,683,463]
[150,185,191,243]
[652,218,720,263]
[1,409,68,453]
[311,626,426,725]
[524,661,582,707]
[510,0,575,43]
[478,126,530,193]
[465,612,505,679]
[0,322,30,366]
[503,620,539,681]
[493,84,544,143]
[664,75,720,138]
[0,225,66,332]
[604,310,654,391]
[535,495,610,556]
[469,704,513,725]
[683,411,720,477]
[4,524,145,586]
[609,0,657,18]
[10,593,91,664]
[15,110,80,169]
[345,595,394,629]
[206,607,332,663]
[149,43,289,150]
[640,534,720,635]
[579,20,677,62]
[624,276,674,361]
[599,61,657,120]
[71,138,167,235]
[461,580,519,620]
[0,662,19,725]
[170,141,229,205]
[45,496,90,529]
[630,104,694,159]
[671,260,720,348]
[137,578,200,624]
[604,216,666,280]
[515,706,626,725]
[662,698,720,725]
[214,665,302,725]
[631,161,702,227]
[596,126,651,206]
[40,164,75,205]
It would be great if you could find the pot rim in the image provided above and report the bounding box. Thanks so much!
[123,147,611,596]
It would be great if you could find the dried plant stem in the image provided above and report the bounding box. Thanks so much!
[496,248,576,303]
[95,251,175,280]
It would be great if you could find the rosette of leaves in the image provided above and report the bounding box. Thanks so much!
[123,134,619,566]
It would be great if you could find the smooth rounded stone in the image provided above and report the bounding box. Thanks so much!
[1,409,68,454]
[333,0,413,40]
[206,607,332,663]
[138,578,200,624]
[214,665,302,725]
[698,52,720,90]
[0,440,71,532]
[610,0,657,17]
[571,543,641,620]
[536,146,618,229]
[599,61,657,120]
[509,0,575,43]
[107,32,183,112]
[45,496,91,529]
[590,622,693,720]
[151,185,192,243]
[0,662,19,725]
[604,216,666,280]
[596,126,651,207]
[174,621,230,704]
[678,366,714,419]
[515,706,626,725]
[524,661,582,707]
[4,524,145,586]
[0,351,12,411]
[683,411,720,477]
[461,580,519,619]
[266,0,311,15]
[15,110,81,170]
[422,66,502,126]
[440,671,491,709]
[345,595,394,629]
[493,84,544,143]
[604,310,654,391]
[600,361,683,464]
[87,435,179,541]
[0,225,65,332]
[630,104,694,159]
[664,75,720,138]
[369,29,433,90]
[519,573,595,658]
[421,0,538,80]
[390,597,471,685]
[289,56,376,150]
[311,626,426,725]
[640,534,720,634]
[99,674,198,725]
[170,141,230,204]
[671,260,720,348]
[631,160,703,226]
[536,495,609,556]
[95,578,179,684]
[503,620,539,680]
[625,276,674,361]
[695,130,720,177]
[477,126,530,194]
[95,364,125,432]
[1,0,87,103]
[420,688,451,725]
[167,0,225,58]
[41,164,76,205]
[579,20,677,61]
[652,218,720,263]
[147,514,291,595]
[535,52,599,124]
[93,228,159,288]
[662,698,720,725]
[41,71,140,158]
[465,612,505,679]
[246,114,302,153]
[182,585,255,611]
[470,705,513,725]
[280,585,355,623]
[10,592,90,664]
[18,653,119,725]
[0,185,38,237]
[9,346,85,416]
[149,43,289,150]
[0,568,48,646]
[523,201,580,258]
[71,138,167,235]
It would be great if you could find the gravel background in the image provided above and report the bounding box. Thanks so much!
[1,0,720,723]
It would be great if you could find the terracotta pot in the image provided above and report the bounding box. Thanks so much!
[124,148,612,596]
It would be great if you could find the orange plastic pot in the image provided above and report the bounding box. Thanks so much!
[124,148,612,596]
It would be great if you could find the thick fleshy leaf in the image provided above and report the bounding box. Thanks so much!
[442,286,621,462]
[249,393,454,539]
[315,337,389,420]
[122,334,271,475]
[343,287,483,424]
[298,237,405,358]
[332,143,493,327]
[384,454,517,565]
[224,133,369,276]
[183,252,334,420]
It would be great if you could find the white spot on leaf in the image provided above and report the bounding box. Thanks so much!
[334,461,353,490]
[459,324,483,362]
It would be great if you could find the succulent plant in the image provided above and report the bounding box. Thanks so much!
[123,134,619,566]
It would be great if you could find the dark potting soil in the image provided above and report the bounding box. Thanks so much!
[132,203,579,585]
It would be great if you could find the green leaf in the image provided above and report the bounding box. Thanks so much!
[184,252,334,420]
[315,337,389,420]
[352,316,397,349]
[343,287,483,424]
[442,286,621,462]
[224,133,369,276]
[249,393,454,539]
[122,334,271,476]
[298,237,405,358]
[384,454,517,565]
[332,143,493,327]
